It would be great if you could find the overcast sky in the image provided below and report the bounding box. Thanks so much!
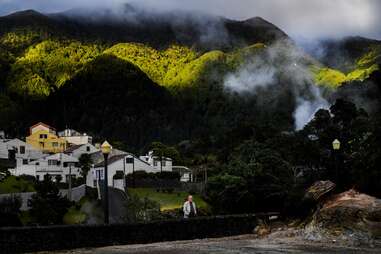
[0,0,380,40]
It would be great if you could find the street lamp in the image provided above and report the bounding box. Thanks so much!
[101,141,112,224]
[332,139,341,150]
[332,139,341,184]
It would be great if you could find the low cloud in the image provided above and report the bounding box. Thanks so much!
[1,0,380,40]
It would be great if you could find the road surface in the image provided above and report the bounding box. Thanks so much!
[39,234,381,254]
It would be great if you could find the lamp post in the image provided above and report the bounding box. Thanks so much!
[68,163,72,201]
[132,156,135,188]
[332,139,341,183]
[101,141,112,224]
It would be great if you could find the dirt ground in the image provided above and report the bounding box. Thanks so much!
[40,233,381,254]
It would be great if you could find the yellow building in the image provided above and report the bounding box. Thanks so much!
[26,122,67,154]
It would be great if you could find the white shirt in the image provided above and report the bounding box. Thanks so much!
[183,201,197,218]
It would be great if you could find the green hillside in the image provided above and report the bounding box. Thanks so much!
[105,42,265,88]
[6,40,103,98]
[313,45,380,88]
[3,38,267,98]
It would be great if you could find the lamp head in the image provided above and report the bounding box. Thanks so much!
[101,141,112,155]
[332,139,341,150]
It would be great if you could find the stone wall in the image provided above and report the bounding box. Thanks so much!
[0,185,86,210]
[0,214,257,253]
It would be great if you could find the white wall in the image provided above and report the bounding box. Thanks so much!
[86,155,156,188]
[0,139,9,159]
[63,136,92,146]
[67,144,99,159]
[0,138,44,160]
[9,153,81,182]
[139,152,173,172]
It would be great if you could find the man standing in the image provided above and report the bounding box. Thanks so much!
[183,195,197,219]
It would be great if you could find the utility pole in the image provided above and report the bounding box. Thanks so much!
[103,153,109,224]
[160,152,163,174]
[68,163,72,201]
[101,141,112,224]
[132,157,135,188]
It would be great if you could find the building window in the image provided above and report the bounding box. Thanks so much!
[39,134,47,139]
[22,159,28,165]
[48,160,58,166]
[36,162,40,166]
[20,146,25,154]
[86,146,90,152]
[162,161,166,167]
[126,157,134,164]
[154,160,158,167]
[52,142,59,147]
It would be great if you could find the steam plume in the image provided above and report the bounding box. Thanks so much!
[224,41,329,130]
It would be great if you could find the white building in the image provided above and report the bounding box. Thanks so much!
[172,166,193,182]
[86,152,173,190]
[0,138,44,161]
[9,153,81,182]
[139,151,173,172]
[58,129,93,145]
[65,143,99,159]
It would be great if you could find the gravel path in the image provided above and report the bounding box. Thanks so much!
[39,234,381,254]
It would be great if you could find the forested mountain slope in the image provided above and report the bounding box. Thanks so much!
[0,7,380,151]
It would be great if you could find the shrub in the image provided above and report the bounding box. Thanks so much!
[0,196,22,227]
[29,175,73,225]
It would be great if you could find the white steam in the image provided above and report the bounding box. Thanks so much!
[224,58,276,93]
[224,41,329,130]
[293,86,329,130]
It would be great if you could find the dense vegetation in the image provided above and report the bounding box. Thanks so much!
[313,45,380,88]
[205,99,381,215]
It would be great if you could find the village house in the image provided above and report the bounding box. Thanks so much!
[87,154,153,189]
[26,122,67,154]
[58,128,93,145]
[9,153,81,182]
[64,143,99,159]
[86,151,174,190]
[139,151,173,172]
[0,138,44,161]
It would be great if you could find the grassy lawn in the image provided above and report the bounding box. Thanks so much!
[129,188,209,211]
[0,176,35,194]
[63,206,87,225]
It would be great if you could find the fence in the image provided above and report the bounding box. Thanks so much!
[0,214,258,253]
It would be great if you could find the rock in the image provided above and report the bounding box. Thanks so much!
[305,180,336,201]
[253,221,271,237]
[309,189,381,240]
[257,227,271,237]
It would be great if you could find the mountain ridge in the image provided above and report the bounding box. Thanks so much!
[0,8,290,50]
